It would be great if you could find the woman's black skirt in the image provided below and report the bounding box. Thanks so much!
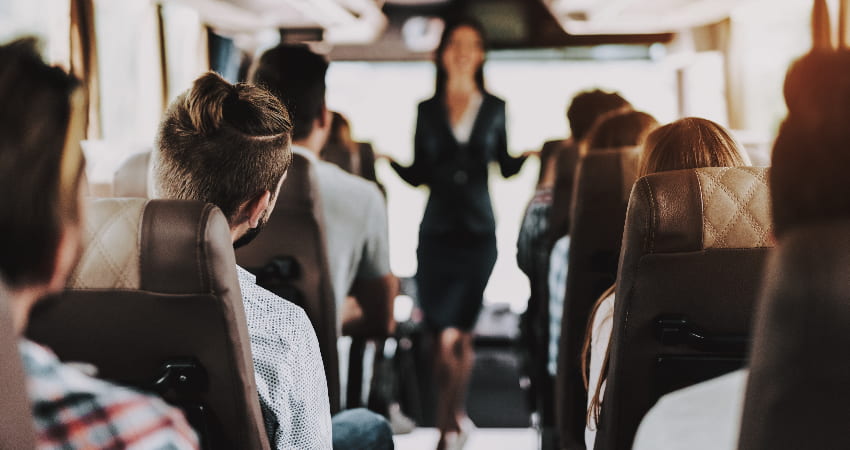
[415,231,497,331]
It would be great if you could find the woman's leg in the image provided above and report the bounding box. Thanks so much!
[435,328,463,434]
[436,327,477,449]
[453,331,475,423]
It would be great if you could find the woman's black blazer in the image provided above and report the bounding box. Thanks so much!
[391,93,526,236]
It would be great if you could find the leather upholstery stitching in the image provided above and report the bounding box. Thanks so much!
[698,167,771,249]
[694,169,706,249]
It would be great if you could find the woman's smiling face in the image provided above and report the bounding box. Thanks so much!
[441,25,485,79]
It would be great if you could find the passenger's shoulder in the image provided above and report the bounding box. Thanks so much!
[239,277,307,315]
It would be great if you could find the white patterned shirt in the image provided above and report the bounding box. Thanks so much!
[237,266,332,450]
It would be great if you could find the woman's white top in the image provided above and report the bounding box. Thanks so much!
[585,292,615,449]
[451,91,483,144]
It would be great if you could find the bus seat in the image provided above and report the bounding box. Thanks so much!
[556,146,641,450]
[738,220,850,450]
[235,153,341,414]
[548,140,580,242]
[26,198,270,450]
[596,166,773,450]
[0,280,36,449]
[113,151,151,198]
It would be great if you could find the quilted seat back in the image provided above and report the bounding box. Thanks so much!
[26,198,270,450]
[595,167,774,450]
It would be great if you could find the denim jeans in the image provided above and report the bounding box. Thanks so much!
[332,408,394,450]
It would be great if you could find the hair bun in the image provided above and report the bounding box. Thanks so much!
[184,72,233,135]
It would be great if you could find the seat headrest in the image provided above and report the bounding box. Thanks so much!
[112,151,151,198]
[70,198,234,294]
[626,166,772,254]
[580,146,642,203]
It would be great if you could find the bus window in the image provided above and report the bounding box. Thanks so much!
[0,0,70,68]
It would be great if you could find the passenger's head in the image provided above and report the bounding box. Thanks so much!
[324,111,354,153]
[639,117,749,177]
[435,18,487,94]
[154,72,292,247]
[567,89,631,142]
[0,39,86,310]
[252,45,329,142]
[585,110,658,153]
[771,50,850,237]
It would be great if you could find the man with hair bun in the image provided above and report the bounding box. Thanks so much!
[154,71,336,449]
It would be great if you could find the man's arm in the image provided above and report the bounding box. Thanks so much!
[343,274,398,337]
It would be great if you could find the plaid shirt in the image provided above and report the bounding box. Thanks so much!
[19,338,199,450]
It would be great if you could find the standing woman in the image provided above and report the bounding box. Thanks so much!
[385,18,530,449]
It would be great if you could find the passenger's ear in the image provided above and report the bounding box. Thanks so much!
[318,103,331,130]
[245,190,272,228]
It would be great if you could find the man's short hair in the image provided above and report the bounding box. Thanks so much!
[771,50,850,237]
[567,89,631,142]
[154,72,292,223]
[0,39,85,288]
[251,45,328,141]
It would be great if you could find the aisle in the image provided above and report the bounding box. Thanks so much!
[393,428,537,450]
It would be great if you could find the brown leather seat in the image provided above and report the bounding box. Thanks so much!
[738,220,850,450]
[596,167,773,450]
[113,151,151,198]
[26,198,270,450]
[556,146,641,450]
[235,153,340,414]
[548,140,580,243]
[0,280,35,449]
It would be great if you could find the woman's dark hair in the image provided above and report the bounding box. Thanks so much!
[585,110,658,153]
[434,18,487,96]
[567,90,632,142]
[0,38,85,288]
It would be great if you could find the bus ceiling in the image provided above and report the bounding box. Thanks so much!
[172,0,759,60]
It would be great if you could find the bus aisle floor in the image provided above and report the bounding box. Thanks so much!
[393,427,537,450]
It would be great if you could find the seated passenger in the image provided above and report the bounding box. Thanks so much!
[252,45,396,339]
[154,71,392,449]
[153,72,333,448]
[517,90,632,286]
[321,112,387,198]
[582,117,749,448]
[0,39,198,449]
[546,90,632,252]
[546,109,657,376]
[633,49,850,450]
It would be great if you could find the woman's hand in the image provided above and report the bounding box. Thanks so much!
[375,152,396,164]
